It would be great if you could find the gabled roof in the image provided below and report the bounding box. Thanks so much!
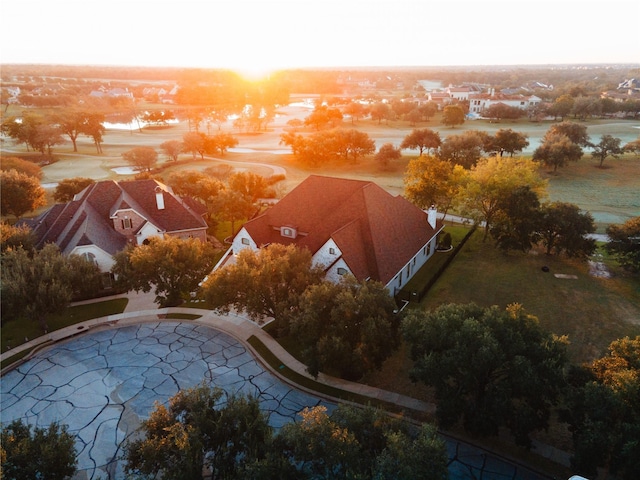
[25,179,207,255]
[242,175,440,285]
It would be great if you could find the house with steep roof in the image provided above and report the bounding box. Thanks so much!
[215,175,444,295]
[24,179,208,272]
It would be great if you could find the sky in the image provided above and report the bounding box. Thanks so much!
[2,0,639,77]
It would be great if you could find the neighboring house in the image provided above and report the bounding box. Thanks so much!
[468,91,541,113]
[24,179,208,272]
[215,175,444,295]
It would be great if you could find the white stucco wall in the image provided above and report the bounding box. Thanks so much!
[136,222,164,245]
[386,235,439,293]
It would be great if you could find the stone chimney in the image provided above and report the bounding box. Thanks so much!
[427,205,437,229]
[155,186,165,210]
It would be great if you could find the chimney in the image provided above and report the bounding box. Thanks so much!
[155,186,165,210]
[427,205,437,229]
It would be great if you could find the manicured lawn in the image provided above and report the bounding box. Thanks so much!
[1,298,129,354]
[421,230,640,364]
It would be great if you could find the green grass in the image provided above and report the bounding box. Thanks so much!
[402,225,473,294]
[419,230,640,364]
[1,298,129,368]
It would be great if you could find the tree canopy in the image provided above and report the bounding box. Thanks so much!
[123,383,272,480]
[122,146,158,172]
[0,169,46,219]
[561,336,640,480]
[400,128,441,156]
[53,177,95,203]
[112,236,219,307]
[403,155,463,214]
[538,202,596,257]
[202,243,325,329]
[591,134,624,167]
[1,419,77,480]
[456,155,547,240]
[1,244,103,329]
[605,216,640,272]
[441,104,465,128]
[403,303,568,447]
[290,276,400,380]
[533,133,584,172]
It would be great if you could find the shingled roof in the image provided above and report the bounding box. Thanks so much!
[242,175,439,285]
[26,179,207,256]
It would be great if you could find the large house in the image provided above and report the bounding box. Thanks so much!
[24,179,208,272]
[215,175,444,295]
[468,91,541,114]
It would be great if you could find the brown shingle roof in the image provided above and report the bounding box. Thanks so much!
[26,179,207,256]
[242,175,439,285]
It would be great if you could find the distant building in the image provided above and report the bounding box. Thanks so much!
[469,91,541,113]
[215,175,443,294]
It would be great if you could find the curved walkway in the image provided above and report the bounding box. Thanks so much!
[1,293,571,475]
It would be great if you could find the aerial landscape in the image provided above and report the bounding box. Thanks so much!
[1,1,639,480]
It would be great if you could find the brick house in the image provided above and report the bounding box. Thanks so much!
[24,179,208,272]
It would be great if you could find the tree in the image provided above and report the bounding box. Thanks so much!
[227,171,276,204]
[278,405,448,480]
[403,155,462,215]
[1,222,34,252]
[493,128,529,157]
[605,216,640,272]
[490,185,542,252]
[112,236,218,307]
[202,243,325,329]
[82,112,106,154]
[160,139,183,162]
[370,102,392,124]
[441,104,465,128]
[344,101,368,124]
[438,130,485,168]
[290,276,400,380]
[375,143,402,169]
[215,188,256,235]
[533,133,584,172]
[338,129,376,163]
[403,303,568,447]
[209,131,238,155]
[139,109,175,126]
[561,336,640,480]
[624,137,640,157]
[546,121,591,147]
[550,94,574,121]
[182,131,208,160]
[456,156,547,240]
[1,244,103,329]
[0,169,46,219]
[591,134,624,167]
[123,383,272,480]
[483,103,523,122]
[0,156,43,179]
[122,146,158,173]
[304,105,343,130]
[53,177,94,203]
[51,109,88,152]
[539,202,596,257]
[167,170,225,222]
[1,419,77,480]
[400,128,441,156]
[278,406,361,479]
[373,424,448,480]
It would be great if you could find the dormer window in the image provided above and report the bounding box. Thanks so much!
[122,217,132,229]
[337,267,347,275]
[281,226,297,239]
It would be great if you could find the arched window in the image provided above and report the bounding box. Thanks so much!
[82,252,97,265]
[337,267,347,275]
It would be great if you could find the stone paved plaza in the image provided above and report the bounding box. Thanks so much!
[0,322,334,480]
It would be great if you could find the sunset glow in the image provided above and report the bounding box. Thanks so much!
[2,0,638,70]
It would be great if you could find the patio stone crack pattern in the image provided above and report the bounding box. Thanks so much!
[0,322,333,480]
